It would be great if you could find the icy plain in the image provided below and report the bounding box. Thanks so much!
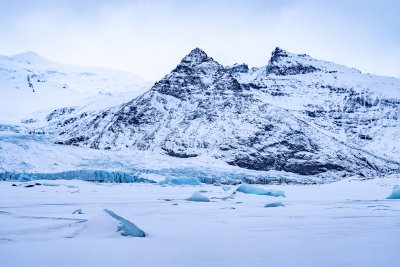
[0,176,399,267]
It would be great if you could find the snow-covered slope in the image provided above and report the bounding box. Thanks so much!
[232,48,400,160]
[30,48,400,177]
[0,52,150,122]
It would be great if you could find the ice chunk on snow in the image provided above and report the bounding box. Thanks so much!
[222,185,232,191]
[104,209,146,237]
[159,177,201,185]
[187,191,210,202]
[387,187,400,199]
[73,209,83,214]
[264,202,285,208]
[236,184,285,197]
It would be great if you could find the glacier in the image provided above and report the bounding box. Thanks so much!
[0,170,152,183]
[159,177,201,185]
[0,123,324,184]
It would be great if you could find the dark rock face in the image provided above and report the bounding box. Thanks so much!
[265,47,321,75]
[154,48,242,100]
[39,47,400,177]
[226,63,249,74]
[46,107,75,122]
[266,63,319,76]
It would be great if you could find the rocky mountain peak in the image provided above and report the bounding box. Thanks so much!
[269,47,289,63]
[265,47,359,76]
[179,47,211,66]
[152,47,237,99]
[266,47,322,76]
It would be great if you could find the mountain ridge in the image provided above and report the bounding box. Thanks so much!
[27,47,400,178]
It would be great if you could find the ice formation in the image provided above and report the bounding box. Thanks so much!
[264,202,285,208]
[236,184,285,197]
[222,185,232,191]
[187,191,210,202]
[159,177,201,185]
[104,209,146,237]
[386,187,400,199]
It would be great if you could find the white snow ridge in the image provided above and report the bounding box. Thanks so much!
[0,47,400,267]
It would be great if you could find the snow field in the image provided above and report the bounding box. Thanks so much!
[0,176,399,266]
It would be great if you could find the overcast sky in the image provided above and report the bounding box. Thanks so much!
[0,0,399,81]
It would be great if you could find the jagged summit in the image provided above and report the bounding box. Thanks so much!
[265,47,359,76]
[269,47,289,62]
[265,47,321,75]
[179,47,211,66]
[153,47,237,99]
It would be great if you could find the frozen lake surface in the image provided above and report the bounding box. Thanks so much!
[0,176,399,267]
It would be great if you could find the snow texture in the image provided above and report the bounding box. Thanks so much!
[1,176,400,266]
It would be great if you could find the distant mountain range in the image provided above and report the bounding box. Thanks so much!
[0,51,150,121]
[22,47,400,177]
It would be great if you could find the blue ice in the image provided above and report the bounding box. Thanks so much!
[236,184,285,197]
[387,187,400,199]
[104,209,146,237]
[222,185,232,191]
[264,202,285,207]
[159,177,201,185]
[0,170,153,183]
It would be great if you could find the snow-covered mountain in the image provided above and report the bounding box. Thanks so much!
[233,48,400,161]
[0,52,150,122]
[28,47,400,177]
